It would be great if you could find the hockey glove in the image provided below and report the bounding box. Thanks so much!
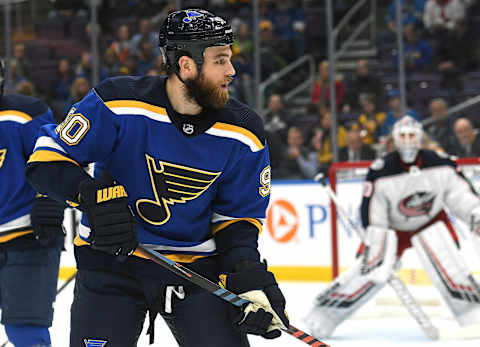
[220,261,289,339]
[31,195,65,246]
[78,175,138,256]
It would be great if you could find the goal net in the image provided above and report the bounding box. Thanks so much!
[328,157,480,320]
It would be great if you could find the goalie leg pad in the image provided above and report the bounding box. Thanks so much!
[412,221,480,326]
[361,226,398,284]
[304,256,387,338]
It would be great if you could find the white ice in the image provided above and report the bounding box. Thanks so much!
[1,281,479,347]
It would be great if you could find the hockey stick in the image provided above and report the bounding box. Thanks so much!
[0,271,76,347]
[314,173,439,340]
[135,245,330,347]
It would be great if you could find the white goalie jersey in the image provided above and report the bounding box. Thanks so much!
[361,149,480,232]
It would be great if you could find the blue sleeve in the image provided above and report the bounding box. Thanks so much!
[20,108,56,158]
[29,89,119,167]
[213,146,271,271]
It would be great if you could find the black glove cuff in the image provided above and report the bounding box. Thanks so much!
[221,261,277,294]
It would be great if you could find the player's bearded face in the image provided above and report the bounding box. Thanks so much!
[184,70,230,109]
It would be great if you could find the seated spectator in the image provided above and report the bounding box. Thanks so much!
[136,38,158,76]
[268,0,306,60]
[395,24,432,72]
[232,21,253,60]
[379,89,419,136]
[311,60,345,112]
[65,77,90,113]
[452,118,480,157]
[3,59,26,94]
[109,24,132,65]
[275,126,311,179]
[352,94,387,145]
[343,59,382,113]
[339,128,377,162]
[15,80,36,97]
[130,18,159,57]
[103,48,119,77]
[259,20,288,80]
[263,93,294,142]
[49,58,75,103]
[423,98,458,153]
[13,42,32,80]
[384,0,426,40]
[317,111,348,173]
[75,51,108,84]
[423,0,466,37]
[434,19,476,91]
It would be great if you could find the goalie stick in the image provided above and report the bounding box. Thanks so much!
[314,173,439,340]
[135,245,330,347]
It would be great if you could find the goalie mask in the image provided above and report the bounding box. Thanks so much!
[393,116,423,163]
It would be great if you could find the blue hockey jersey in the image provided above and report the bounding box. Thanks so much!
[0,94,56,243]
[28,76,270,263]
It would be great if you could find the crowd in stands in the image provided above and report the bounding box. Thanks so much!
[3,0,480,180]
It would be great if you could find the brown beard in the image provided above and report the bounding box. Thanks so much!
[184,71,229,109]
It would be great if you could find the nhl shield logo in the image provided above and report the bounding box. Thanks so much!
[182,123,194,135]
[84,338,107,347]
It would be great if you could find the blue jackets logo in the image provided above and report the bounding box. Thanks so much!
[83,339,107,347]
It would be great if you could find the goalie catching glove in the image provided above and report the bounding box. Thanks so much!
[220,261,289,339]
[78,174,138,256]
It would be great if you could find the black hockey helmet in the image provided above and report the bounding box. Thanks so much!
[159,9,234,74]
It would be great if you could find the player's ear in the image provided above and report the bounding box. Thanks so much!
[178,55,197,78]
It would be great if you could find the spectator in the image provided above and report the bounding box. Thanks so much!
[109,24,132,65]
[434,19,476,91]
[311,60,345,112]
[130,18,159,57]
[232,21,253,59]
[423,0,466,36]
[15,80,36,97]
[344,59,383,113]
[424,98,458,153]
[452,118,480,157]
[276,126,311,179]
[268,0,306,60]
[339,128,377,162]
[13,42,32,80]
[4,59,26,94]
[49,58,75,103]
[352,94,387,145]
[395,24,432,71]
[379,89,419,136]
[136,39,158,76]
[66,77,90,112]
[317,111,348,173]
[259,20,288,80]
[263,93,294,141]
[152,54,167,76]
[385,0,426,36]
[75,51,108,84]
[103,48,119,77]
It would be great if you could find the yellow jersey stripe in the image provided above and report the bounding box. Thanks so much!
[211,218,262,235]
[0,230,33,243]
[0,110,33,123]
[28,150,80,167]
[212,122,264,149]
[105,100,168,116]
[73,235,211,263]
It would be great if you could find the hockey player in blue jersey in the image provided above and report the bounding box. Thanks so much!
[0,59,65,346]
[26,9,289,347]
